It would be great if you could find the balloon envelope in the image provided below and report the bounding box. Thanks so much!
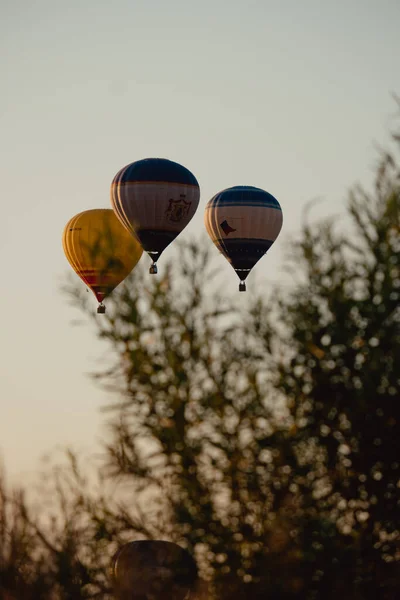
[111,158,200,269]
[204,185,283,289]
[111,540,198,600]
[62,208,143,306]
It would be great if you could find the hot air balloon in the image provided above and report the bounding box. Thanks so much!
[111,158,200,274]
[111,540,198,600]
[204,186,283,291]
[62,208,143,313]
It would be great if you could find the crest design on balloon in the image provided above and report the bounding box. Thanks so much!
[111,158,200,274]
[165,195,192,223]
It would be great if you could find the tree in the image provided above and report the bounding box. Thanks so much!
[1,112,398,599]
[0,454,117,599]
[63,111,399,599]
[263,140,400,598]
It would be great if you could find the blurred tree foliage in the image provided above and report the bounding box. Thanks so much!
[1,116,399,599]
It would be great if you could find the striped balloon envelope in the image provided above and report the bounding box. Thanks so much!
[111,540,198,600]
[204,186,283,291]
[111,158,200,274]
[62,209,143,313]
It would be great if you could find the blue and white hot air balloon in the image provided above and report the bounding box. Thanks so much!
[111,158,200,274]
[204,186,283,291]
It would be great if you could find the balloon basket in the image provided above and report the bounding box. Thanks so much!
[239,282,246,292]
[97,304,106,314]
[149,264,158,274]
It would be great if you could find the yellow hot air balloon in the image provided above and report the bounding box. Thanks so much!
[62,208,143,313]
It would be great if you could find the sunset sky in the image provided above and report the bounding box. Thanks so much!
[1,0,399,483]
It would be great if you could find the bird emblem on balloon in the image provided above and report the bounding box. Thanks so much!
[204,185,283,291]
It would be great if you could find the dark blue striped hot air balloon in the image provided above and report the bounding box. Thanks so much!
[204,186,283,291]
[111,158,200,273]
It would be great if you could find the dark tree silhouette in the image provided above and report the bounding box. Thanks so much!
[1,111,398,599]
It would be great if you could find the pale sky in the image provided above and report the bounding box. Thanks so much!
[1,0,399,484]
